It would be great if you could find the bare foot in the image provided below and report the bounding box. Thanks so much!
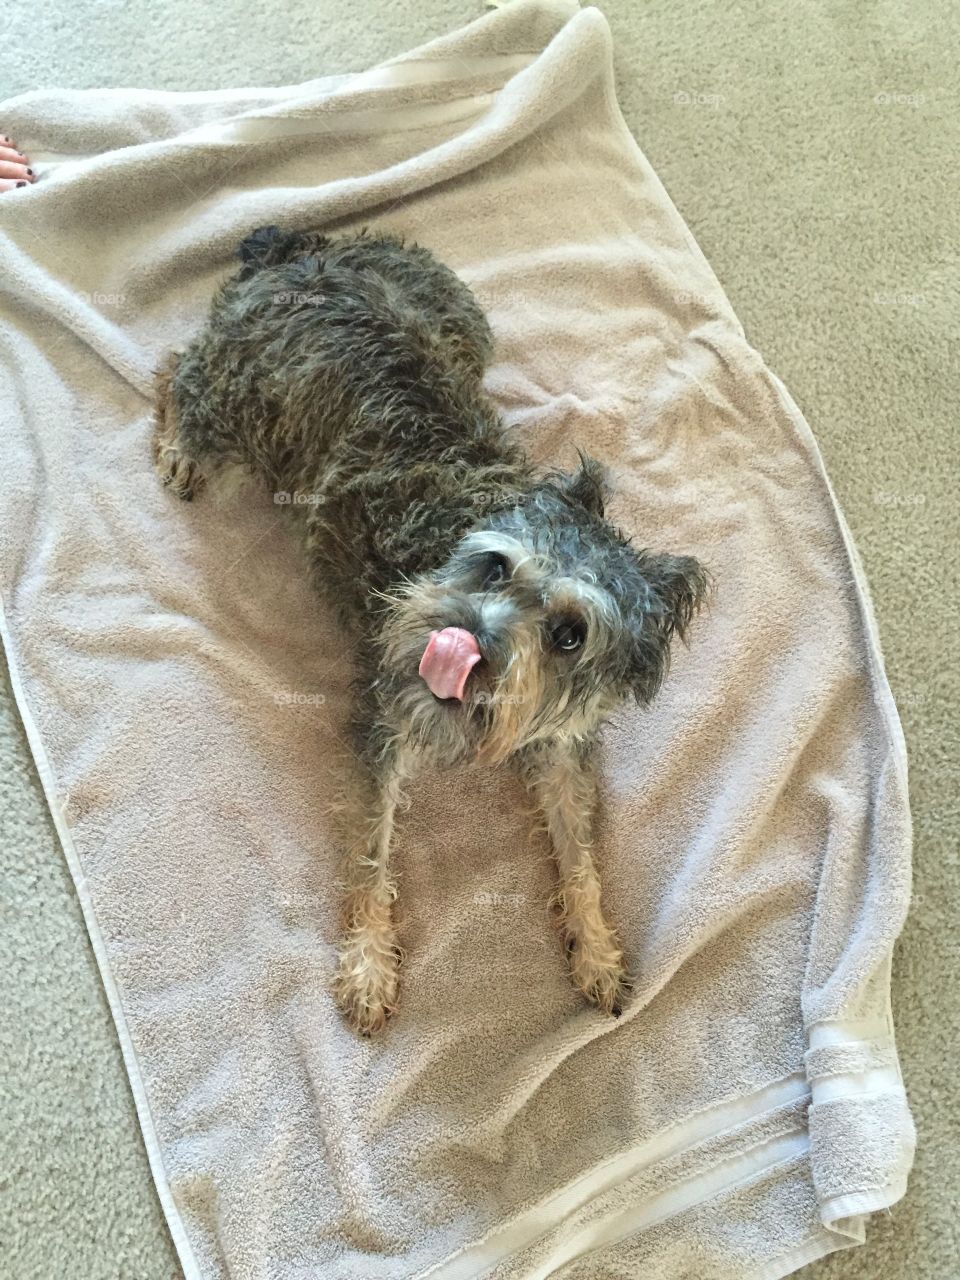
[1,133,37,191]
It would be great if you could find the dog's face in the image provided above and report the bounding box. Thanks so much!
[378,458,708,765]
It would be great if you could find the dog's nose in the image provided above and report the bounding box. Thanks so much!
[472,595,519,653]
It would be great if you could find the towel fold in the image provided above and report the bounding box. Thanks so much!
[0,3,914,1277]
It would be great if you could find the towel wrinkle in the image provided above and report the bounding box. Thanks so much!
[0,3,912,1277]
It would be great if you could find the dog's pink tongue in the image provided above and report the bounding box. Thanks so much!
[418,628,481,701]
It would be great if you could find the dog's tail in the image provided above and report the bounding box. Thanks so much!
[236,225,329,278]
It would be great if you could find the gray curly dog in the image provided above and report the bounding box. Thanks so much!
[153,226,708,1034]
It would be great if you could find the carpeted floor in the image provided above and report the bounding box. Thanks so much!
[1,3,956,1277]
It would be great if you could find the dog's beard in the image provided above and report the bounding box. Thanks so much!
[377,587,550,766]
[471,624,544,764]
[372,554,646,765]
[379,633,545,766]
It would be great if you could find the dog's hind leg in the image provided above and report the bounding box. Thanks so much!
[152,352,208,501]
[332,744,412,1035]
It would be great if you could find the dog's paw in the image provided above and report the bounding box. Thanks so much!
[156,448,206,501]
[566,933,630,1017]
[333,940,400,1036]
[152,354,206,501]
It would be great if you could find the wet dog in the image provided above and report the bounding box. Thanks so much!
[154,227,708,1033]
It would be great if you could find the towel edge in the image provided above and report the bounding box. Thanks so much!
[0,592,205,1280]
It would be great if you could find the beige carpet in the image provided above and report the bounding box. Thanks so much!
[1,2,956,1277]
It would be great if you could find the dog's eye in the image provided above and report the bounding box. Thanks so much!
[551,619,587,652]
[481,553,510,589]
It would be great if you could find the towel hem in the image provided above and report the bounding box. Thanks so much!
[414,1078,811,1278]
[747,1231,857,1280]
[747,1175,910,1280]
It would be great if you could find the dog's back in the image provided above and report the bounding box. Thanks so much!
[155,229,530,614]
[237,226,494,385]
[163,228,499,491]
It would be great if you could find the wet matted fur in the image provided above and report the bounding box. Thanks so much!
[153,226,708,1033]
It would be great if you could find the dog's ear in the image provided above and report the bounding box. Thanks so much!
[238,225,284,266]
[628,552,710,703]
[644,552,710,644]
[236,225,324,277]
[559,452,609,517]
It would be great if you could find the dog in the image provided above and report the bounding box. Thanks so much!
[153,226,708,1034]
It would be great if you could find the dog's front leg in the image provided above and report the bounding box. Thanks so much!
[525,744,629,1015]
[333,745,411,1035]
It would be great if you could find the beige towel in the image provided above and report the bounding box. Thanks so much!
[0,2,915,1276]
